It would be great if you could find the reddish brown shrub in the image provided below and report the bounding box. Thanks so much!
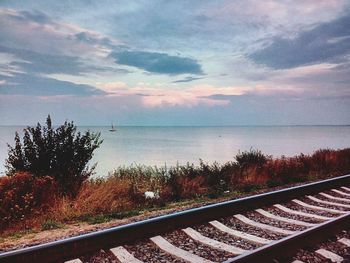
[179,176,208,199]
[0,172,58,231]
[241,166,269,184]
[265,156,311,184]
[328,148,350,173]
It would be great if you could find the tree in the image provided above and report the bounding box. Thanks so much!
[5,115,103,195]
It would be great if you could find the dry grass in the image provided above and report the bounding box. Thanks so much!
[49,178,134,222]
[1,148,350,236]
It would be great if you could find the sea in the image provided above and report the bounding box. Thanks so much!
[0,126,349,177]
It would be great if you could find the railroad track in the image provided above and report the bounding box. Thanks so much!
[1,174,350,263]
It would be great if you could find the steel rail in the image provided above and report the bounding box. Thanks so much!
[225,212,350,263]
[0,174,350,263]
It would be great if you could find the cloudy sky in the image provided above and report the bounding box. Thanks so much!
[0,0,349,125]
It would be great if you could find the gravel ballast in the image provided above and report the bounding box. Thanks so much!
[193,223,259,250]
[298,196,350,212]
[164,229,234,262]
[80,249,118,263]
[283,202,340,218]
[289,230,350,262]
[218,217,285,240]
[266,206,324,224]
[125,240,185,263]
[244,211,307,231]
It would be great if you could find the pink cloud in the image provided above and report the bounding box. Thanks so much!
[97,82,248,107]
[96,81,128,93]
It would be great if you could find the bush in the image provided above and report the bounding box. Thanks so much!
[234,149,271,183]
[5,115,103,195]
[0,172,57,230]
[3,146,350,235]
[235,148,271,168]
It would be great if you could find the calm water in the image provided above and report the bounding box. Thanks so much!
[0,126,349,177]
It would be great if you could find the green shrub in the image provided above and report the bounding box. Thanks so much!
[5,115,103,195]
[235,148,271,168]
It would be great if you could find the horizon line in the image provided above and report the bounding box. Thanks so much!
[1,124,350,127]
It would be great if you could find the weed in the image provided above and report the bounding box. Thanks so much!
[41,220,64,230]
[2,147,350,234]
[81,210,141,225]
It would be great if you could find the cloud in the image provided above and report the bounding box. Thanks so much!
[13,9,53,24]
[0,51,25,77]
[0,45,92,76]
[141,94,229,108]
[0,73,105,96]
[0,8,117,57]
[0,1,349,126]
[104,83,248,107]
[111,51,203,75]
[172,76,204,83]
[0,8,127,76]
[249,13,350,69]
[96,81,127,93]
[0,8,132,97]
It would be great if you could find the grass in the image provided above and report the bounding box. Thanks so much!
[41,220,64,231]
[1,147,350,237]
[7,229,36,240]
[78,210,141,225]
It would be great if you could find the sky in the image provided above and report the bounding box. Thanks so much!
[0,0,349,126]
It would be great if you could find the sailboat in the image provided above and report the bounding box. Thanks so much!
[109,123,117,132]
